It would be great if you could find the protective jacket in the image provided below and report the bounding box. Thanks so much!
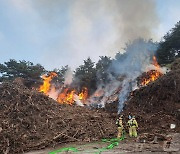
[116,119,123,128]
[128,119,138,128]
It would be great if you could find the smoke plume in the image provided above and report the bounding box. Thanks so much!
[90,39,159,112]
[64,68,73,85]
[28,0,159,68]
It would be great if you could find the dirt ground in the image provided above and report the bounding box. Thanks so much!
[25,133,180,154]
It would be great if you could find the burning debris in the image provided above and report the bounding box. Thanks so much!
[38,54,165,114]
[139,56,164,87]
[88,56,165,113]
[39,73,88,105]
[36,39,168,116]
[39,72,57,94]
[137,70,163,87]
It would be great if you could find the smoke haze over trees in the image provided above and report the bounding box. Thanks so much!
[0,21,179,95]
[0,39,158,96]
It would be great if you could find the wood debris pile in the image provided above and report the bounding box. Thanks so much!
[0,82,116,154]
[122,68,180,134]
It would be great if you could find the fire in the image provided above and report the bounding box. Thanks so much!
[39,73,88,105]
[57,88,76,105]
[78,87,88,103]
[152,56,160,69]
[57,88,68,104]
[39,72,57,94]
[141,56,162,86]
[57,88,88,105]
[141,70,162,86]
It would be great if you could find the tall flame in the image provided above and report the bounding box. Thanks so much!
[152,56,160,69]
[78,87,88,103]
[39,72,57,94]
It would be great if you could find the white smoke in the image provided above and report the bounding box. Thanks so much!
[47,86,59,100]
[74,94,84,106]
[146,64,168,74]
[64,68,73,85]
[90,39,160,112]
[111,39,160,112]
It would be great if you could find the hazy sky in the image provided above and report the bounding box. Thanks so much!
[0,0,179,70]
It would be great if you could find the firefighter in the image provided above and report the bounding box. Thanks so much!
[116,115,124,139]
[127,116,138,137]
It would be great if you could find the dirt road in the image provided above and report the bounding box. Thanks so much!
[25,133,180,154]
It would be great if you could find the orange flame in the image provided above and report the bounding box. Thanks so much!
[141,70,162,86]
[152,56,160,69]
[39,72,57,94]
[141,56,162,86]
[39,73,89,105]
[57,88,88,105]
[78,87,88,103]
[57,88,76,105]
[57,88,68,103]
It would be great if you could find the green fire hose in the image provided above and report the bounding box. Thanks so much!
[49,132,125,154]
